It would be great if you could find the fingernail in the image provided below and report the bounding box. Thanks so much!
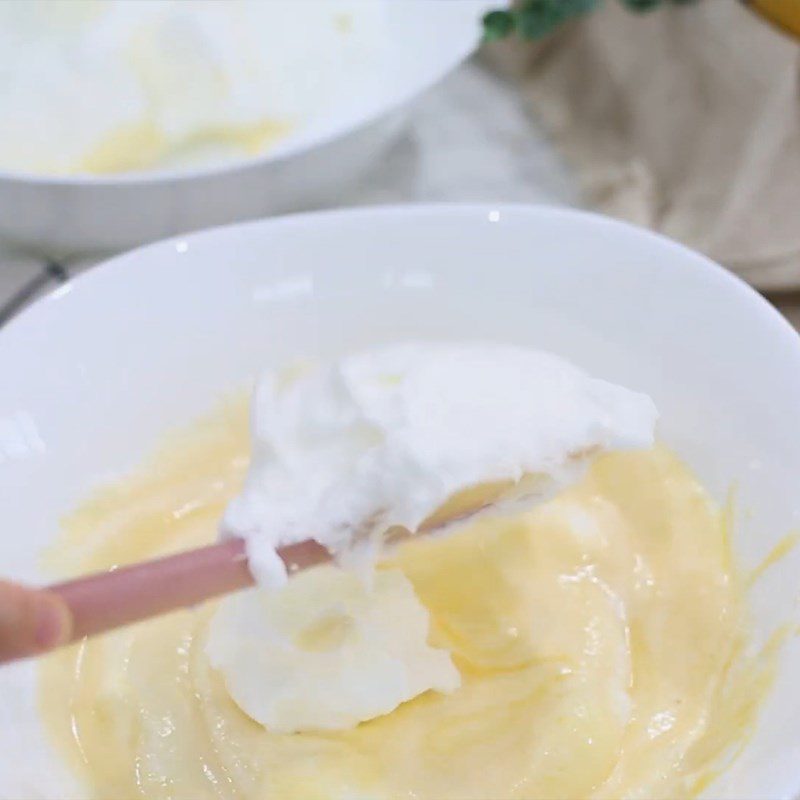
[35,596,72,650]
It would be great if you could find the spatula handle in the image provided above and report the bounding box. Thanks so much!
[48,537,330,643]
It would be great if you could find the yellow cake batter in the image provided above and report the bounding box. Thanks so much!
[76,117,290,175]
[41,399,773,799]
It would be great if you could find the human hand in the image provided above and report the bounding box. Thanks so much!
[0,581,73,664]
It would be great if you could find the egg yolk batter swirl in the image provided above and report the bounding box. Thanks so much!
[41,402,771,800]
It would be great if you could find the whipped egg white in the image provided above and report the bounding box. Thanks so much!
[210,343,657,733]
[222,342,659,585]
[206,567,461,734]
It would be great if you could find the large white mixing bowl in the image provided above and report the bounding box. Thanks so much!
[0,2,484,257]
[0,204,798,798]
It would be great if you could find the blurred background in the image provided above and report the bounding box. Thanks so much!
[0,0,798,325]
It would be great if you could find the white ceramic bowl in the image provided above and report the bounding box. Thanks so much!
[0,1,484,258]
[1,204,799,798]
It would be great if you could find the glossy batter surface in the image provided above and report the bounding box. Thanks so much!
[41,401,769,799]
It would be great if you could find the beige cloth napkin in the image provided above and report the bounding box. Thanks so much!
[486,1,800,291]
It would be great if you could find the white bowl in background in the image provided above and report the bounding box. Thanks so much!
[0,1,485,258]
[1,204,799,798]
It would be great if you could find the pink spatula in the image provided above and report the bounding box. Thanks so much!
[47,537,330,643]
[43,477,521,647]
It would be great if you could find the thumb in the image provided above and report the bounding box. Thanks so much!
[0,581,73,664]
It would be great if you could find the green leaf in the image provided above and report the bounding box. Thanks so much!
[619,0,663,11]
[514,0,600,39]
[482,9,516,41]
[516,3,567,39]
[479,0,688,42]
[572,0,603,10]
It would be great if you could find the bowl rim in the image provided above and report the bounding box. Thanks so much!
[5,202,798,361]
[0,11,478,188]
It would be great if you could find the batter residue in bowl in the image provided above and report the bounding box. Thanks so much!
[0,1,384,175]
[40,398,775,799]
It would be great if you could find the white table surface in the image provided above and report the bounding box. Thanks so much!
[1,58,796,328]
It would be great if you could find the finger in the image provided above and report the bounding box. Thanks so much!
[0,581,73,664]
